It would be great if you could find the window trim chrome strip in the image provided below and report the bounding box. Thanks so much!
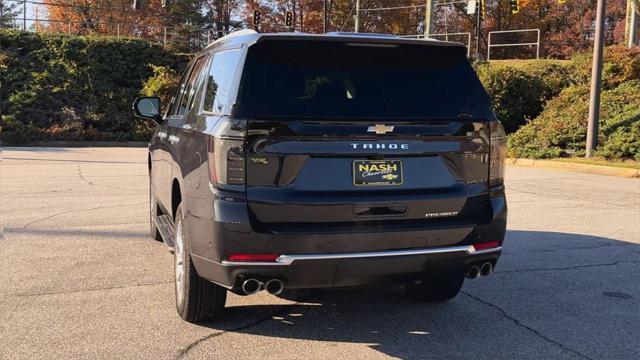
[219,245,502,266]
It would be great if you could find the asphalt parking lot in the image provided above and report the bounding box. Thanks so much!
[2,147,639,360]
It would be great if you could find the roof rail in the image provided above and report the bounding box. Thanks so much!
[326,32,396,38]
[210,29,258,44]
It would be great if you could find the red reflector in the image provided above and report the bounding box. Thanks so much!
[227,254,280,262]
[474,241,500,250]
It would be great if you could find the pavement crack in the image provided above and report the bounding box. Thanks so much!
[9,280,172,299]
[20,202,147,229]
[462,291,595,360]
[21,207,102,229]
[175,299,310,359]
[77,164,94,185]
[495,260,640,274]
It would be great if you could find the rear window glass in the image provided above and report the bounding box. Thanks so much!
[236,40,492,119]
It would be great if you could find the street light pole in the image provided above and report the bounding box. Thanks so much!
[586,0,607,158]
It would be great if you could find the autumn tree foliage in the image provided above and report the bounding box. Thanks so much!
[44,0,166,36]
[34,0,637,58]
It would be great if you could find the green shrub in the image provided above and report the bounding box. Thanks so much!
[598,122,640,161]
[141,65,181,114]
[0,30,188,144]
[569,45,640,89]
[516,61,572,100]
[508,80,640,160]
[475,64,546,133]
[475,60,572,133]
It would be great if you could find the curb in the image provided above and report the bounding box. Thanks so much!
[507,158,640,178]
[14,141,148,148]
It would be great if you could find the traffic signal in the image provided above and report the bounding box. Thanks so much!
[558,0,566,3]
[479,0,486,20]
[253,10,261,26]
[132,0,141,10]
[510,0,519,13]
[285,11,293,27]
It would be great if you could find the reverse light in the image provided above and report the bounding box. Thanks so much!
[226,254,280,262]
[474,241,500,251]
[489,121,506,187]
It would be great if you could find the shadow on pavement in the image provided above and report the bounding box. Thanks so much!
[190,230,640,359]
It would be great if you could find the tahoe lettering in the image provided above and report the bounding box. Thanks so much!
[350,143,409,150]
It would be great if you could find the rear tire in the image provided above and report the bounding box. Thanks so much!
[174,204,227,322]
[405,270,464,302]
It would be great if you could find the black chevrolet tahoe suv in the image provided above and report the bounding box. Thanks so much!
[133,30,507,323]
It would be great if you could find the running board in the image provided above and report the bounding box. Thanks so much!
[153,214,176,251]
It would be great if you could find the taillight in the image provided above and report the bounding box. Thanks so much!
[208,136,245,186]
[489,121,506,187]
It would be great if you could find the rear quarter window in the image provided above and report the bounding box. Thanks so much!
[203,49,243,114]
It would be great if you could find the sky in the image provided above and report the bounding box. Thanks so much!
[9,1,44,27]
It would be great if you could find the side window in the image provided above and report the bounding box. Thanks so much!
[173,56,206,117]
[203,49,242,114]
[186,55,212,112]
[167,63,196,117]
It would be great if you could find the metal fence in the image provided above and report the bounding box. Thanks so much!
[487,29,541,60]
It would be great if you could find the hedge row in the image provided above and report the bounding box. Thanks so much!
[474,60,571,133]
[507,46,640,161]
[0,31,188,144]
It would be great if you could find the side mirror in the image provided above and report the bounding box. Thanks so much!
[133,97,161,124]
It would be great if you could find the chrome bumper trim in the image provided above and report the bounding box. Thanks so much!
[220,245,502,266]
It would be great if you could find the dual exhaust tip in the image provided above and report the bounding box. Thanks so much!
[241,278,284,295]
[466,262,493,279]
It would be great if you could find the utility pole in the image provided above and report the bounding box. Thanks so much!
[424,0,434,38]
[23,0,26,30]
[626,0,638,48]
[355,0,360,33]
[323,0,327,33]
[586,0,607,158]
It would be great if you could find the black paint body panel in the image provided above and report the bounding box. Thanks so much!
[147,32,507,290]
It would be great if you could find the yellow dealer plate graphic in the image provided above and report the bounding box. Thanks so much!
[353,160,403,186]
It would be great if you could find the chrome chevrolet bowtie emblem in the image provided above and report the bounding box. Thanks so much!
[367,124,394,135]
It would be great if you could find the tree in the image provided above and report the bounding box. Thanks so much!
[0,0,21,28]
[43,0,166,40]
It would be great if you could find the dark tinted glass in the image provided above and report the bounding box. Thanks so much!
[237,40,492,119]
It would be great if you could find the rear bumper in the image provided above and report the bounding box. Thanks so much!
[189,190,507,290]
[193,245,501,290]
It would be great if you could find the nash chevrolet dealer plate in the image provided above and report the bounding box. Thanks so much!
[353,160,403,186]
